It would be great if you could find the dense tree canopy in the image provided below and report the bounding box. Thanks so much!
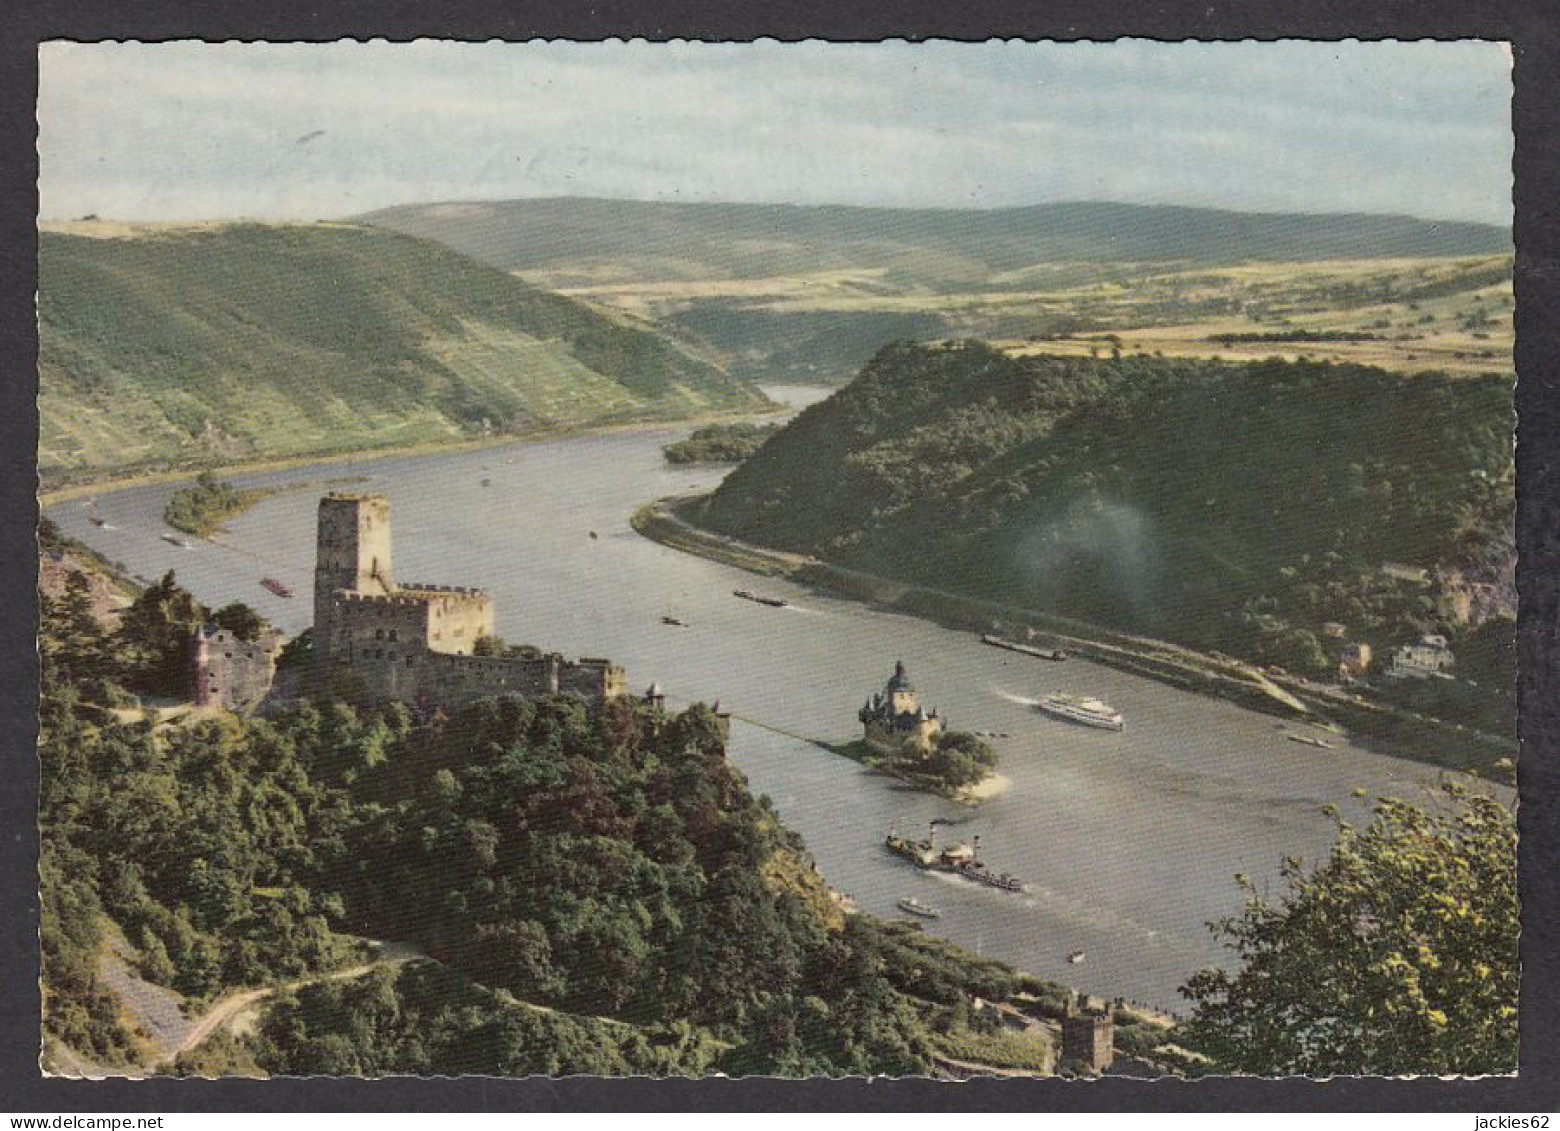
[1180,782,1517,1076]
[663,421,781,465]
[163,472,258,536]
[39,562,1048,1077]
[699,344,1514,685]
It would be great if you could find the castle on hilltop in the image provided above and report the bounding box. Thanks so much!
[310,493,626,710]
[859,660,944,756]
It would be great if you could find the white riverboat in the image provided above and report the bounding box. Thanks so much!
[1038,692,1124,731]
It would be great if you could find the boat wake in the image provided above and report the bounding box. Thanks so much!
[995,689,1041,708]
[923,868,1169,948]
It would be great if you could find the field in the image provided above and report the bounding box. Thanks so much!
[998,257,1513,376]
[361,198,1512,385]
[548,255,1513,382]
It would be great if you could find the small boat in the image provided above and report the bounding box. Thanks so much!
[661,616,687,628]
[88,515,106,528]
[1068,950,1086,965]
[1038,692,1124,731]
[161,533,193,549]
[897,896,941,919]
[480,477,491,488]
[261,578,293,598]
[588,531,599,540]
[733,589,789,608]
[1285,732,1336,750]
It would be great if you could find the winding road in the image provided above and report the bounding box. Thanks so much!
[173,940,428,1058]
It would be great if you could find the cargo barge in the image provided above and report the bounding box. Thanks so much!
[981,634,1068,661]
[884,822,1024,893]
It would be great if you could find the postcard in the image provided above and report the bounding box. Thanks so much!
[34,39,1516,1081]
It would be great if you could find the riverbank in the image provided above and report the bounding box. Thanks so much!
[40,404,787,508]
[632,495,1515,776]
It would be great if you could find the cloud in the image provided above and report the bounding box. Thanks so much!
[36,40,1513,223]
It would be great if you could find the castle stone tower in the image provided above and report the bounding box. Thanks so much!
[886,660,918,716]
[314,494,395,666]
[1062,1009,1115,1074]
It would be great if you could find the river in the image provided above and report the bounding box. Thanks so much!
[46,386,1449,1011]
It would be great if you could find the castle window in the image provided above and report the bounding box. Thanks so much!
[375,629,385,640]
[388,630,398,641]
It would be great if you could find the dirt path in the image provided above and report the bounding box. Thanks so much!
[173,940,427,1058]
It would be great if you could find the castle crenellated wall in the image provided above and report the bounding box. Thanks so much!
[419,651,562,704]
[312,494,622,710]
[324,592,432,668]
[340,649,626,711]
[413,589,494,655]
[559,657,628,701]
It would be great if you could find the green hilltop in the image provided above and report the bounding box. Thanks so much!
[38,222,769,484]
[695,342,1514,699]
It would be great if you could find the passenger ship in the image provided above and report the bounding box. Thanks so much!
[1037,692,1124,731]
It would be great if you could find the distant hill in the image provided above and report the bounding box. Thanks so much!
[360,198,1510,284]
[358,198,1512,385]
[695,342,1514,691]
[38,222,768,483]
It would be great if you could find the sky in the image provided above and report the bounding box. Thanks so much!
[36,39,1514,224]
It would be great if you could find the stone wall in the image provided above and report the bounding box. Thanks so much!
[560,657,628,701]
[192,627,284,711]
[863,714,942,757]
[1062,1013,1115,1074]
[399,584,494,655]
[326,592,433,667]
[406,651,625,712]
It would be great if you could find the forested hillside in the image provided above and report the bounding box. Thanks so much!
[696,343,1514,682]
[38,223,768,484]
[38,552,1068,1078]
